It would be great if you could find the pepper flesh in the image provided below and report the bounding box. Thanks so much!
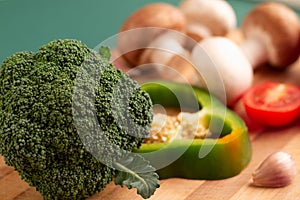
[135,81,252,180]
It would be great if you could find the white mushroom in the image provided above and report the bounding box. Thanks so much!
[241,2,300,69]
[179,0,237,48]
[191,37,253,105]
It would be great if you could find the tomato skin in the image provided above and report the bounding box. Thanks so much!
[242,82,300,127]
[233,99,265,132]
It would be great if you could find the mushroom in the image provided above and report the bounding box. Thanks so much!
[179,0,236,48]
[225,28,245,45]
[110,49,132,73]
[240,2,300,69]
[117,3,186,67]
[139,31,187,66]
[137,31,200,83]
[191,37,253,105]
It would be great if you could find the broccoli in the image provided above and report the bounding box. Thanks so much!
[0,39,159,199]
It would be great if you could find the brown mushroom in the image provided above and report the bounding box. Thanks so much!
[138,31,187,65]
[117,3,186,67]
[136,31,199,84]
[225,28,245,45]
[241,2,300,69]
[110,49,132,73]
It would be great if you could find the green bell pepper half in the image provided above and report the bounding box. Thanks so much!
[135,80,252,180]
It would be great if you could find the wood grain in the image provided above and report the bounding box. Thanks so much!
[1,55,300,200]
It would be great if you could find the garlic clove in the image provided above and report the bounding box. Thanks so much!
[252,151,297,188]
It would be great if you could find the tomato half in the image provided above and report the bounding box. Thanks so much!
[242,82,300,127]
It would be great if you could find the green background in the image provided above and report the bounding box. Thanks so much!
[0,0,299,63]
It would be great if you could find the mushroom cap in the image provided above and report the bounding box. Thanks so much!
[120,3,186,32]
[118,3,186,66]
[242,2,300,68]
[191,37,253,105]
[179,0,236,36]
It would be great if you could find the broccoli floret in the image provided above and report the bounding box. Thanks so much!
[0,39,156,200]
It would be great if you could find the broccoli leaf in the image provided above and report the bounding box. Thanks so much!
[99,46,111,60]
[113,154,160,199]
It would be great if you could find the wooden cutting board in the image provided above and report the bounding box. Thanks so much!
[1,60,300,200]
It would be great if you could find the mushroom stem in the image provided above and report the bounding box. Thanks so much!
[139,31,187,65]
[240,38,268,69]
[185,23,212,50]
[149,39,186,65]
